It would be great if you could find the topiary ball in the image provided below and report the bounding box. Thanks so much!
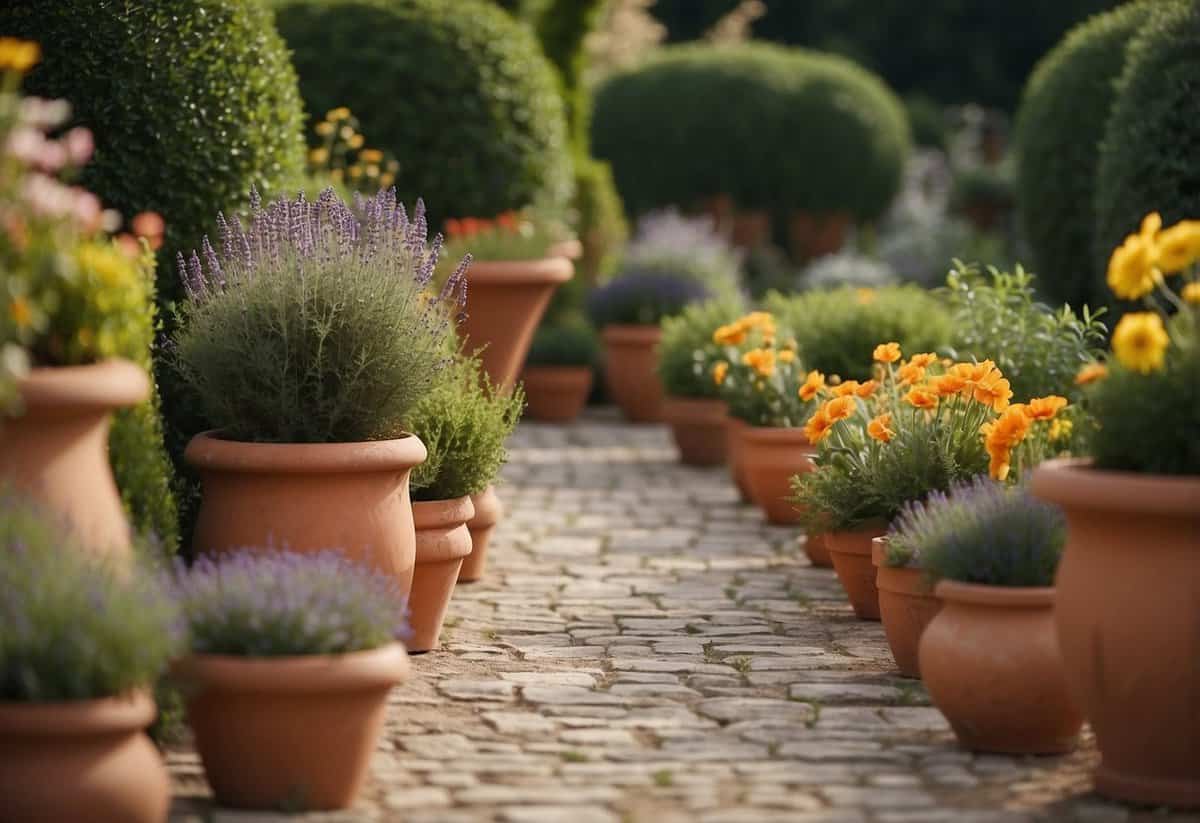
[274,0,572,228]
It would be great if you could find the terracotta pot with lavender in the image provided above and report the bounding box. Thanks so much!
[871,536,939,678]
[520,318,598,424]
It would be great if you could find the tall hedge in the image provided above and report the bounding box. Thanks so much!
[1014,1,1154,310]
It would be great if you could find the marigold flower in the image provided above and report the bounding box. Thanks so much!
[741,311,775,331]
[855,380,879,398]
[1112,312,1170,374]
[867,413,894,443]
[347,134,365,150]
[1107,232,1158,300]
[896,362,926,386]
[713,323,747,346]
[908,352,939,368]
[359,148,384,164]
[315,121,335,137]
[855,287,876,304]
[1025,395,1068,421]
[932,373,967,397]
[741,347,776,377]
[988,450,1012,482]
[308,147,329,165]
[832,380,861,397]
[823,395,857,422]
[1182,282,1200,306]
[873,342,902,363]
[799,370,825,401]
[1154,220,1200,274]
[1048,418,1073,443]
[0,38,40,73]
[986,406,1033,450]
[804,409,833,444]
[778,349,796,364]
[904,387,938,410]
[972,368,1013,411]
[712,361,729,386]
[1075,362,1108,385]
[325,106,352,121]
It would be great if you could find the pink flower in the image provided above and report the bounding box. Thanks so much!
[5,126,43,165]
[71,189,101,230]
[37,140,67,173]
[62,128,93,166]
[132,210,165,239]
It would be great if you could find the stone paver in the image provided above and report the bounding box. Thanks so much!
[169,411,1200,822]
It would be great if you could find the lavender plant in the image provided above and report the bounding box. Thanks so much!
[587,269,712,328]
[622,210,743,299]
[171,187,468,443]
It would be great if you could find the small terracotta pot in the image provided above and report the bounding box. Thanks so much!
[0,691,169,822]
[872,537,940,678]
[826,524,886,620]
[1032,459,1200,807]
[408,496,475,653]
[787,210,850,261]
[730,209,772,249]
[176,644,410,811]
[803,531,833,568]
[0,359,149,561]
[185,432,427,597]
[663,396,728,466]
[459,257,574,391]
[920,581,1083,755]
[601,324,665,422]
[458,484,503,583]
[724,416,753,503]
[521,366,593,423]
[739,424,816,524]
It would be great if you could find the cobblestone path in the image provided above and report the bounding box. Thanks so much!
[169,412,1199,823]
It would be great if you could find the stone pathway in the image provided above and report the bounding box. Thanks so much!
[169,411,1199,823]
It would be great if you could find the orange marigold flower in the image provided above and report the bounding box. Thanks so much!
[778,349,796,364]
[823,395,857,422]
[986,406,1033,451]
[1074,362,1108,385]
[713,323,747,346]
[798,370,825,401]
[712,361,729,386]
[741,347,776,377]
[908,352,939,368]
[832,380,861,397]
[804,409,833,444]
[972,369,1013,411]
[896,362,926,386]
[855,380,879,398]
[988,450,1012,482]
[904,387,938,410]
[873,342,902,363]
[867,412,894,443]
[1025,395,1068,421]
[932,373,967,397]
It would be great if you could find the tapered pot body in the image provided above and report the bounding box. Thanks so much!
[1032,459,1200,807]
[663,396,728,466]
[724,416,752,503]
[408,496,475,652]
[521,366,593,423]
[803,531,833,568]
[739,425,815,524]
[601,325,665,423]
[827,524,886,620]
[458,484,503,583]
[872,537,940,678]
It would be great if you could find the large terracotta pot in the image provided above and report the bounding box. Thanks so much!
[872,537,940,678]
[459,257,574,391]
[1032,458,1200,807]
[521,366,593,423]
[185,432,427,597]
[408,496,475,653]
[0,691,168,822]
[787,210,850,261]
[176,645,409,811]
[601,324,665,422]
[803,531,832,568]
[826,524,887,620]
[739,425,816,524]
[663,396,727,466]
[724,416,752,503]
[730,209,772,249]
[458,484,503,583]
[0,359,148,560]
[920,581,1083,755]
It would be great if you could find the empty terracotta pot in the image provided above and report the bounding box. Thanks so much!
[176,645,409,810]
[0,691,169,823]
[826,524,886,620]
[186,432,427,598]
[787,210,850,261]
[408,496,475,653]
[1032,458,1200,807]
[920,581,1083,755]
[872,537,940,679]
[601,324,665,422]
[724,416,753,503]
[521,366,593,423]
[0,359,149,561]
[459,257,574,391]
[663,396,728,466]
[739,425,816,524]
[458,484,503,583]
[803,531,833,568]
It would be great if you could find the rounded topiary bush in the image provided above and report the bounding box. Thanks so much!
[1014,1,1154,310]
[275,0,572,227]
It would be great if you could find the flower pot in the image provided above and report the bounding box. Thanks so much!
[826,524,886,620]
[458,484,503,583]
[176,644,410,810]
[0,691,169,822]
[408,496,475,653]
[787,210,850,261]
[546,238,584,260]
[724,416,753,503]
[521,366,593,423]
[663,396,728,466]
[601,324,666,422]
[459,257,574,391]
[919,581,1083,755]
[0,359,149,561]
[739,425,816,524]
[1032,458,1200,807]
[803,531,832,568]
[185,432,427,597]
[730,209,772,249]
[872,537,940,678]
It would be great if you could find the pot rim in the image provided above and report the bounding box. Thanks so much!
[663,395,725,410]
[173,643,410,693]
[413,495,476,530]
[0,690,154,736]
[601,324,663,344]
[522,365,594,378]
[934,580,1055,608]
[469,484,503,526]
[739,424,814,447]
[15,358,149,411]
[1032,457,1200,516]
[465,256,574,284]
[185,430,428,475]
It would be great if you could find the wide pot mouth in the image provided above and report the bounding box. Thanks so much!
[0,690,155,736]
[740,425,814,448]
[413,495,476,530]
[173,643,410,694]
[934,580,1055,608]
[465,256,574,284]
[185,430,428,475]
[14,358,149,412]
[1032,458,1200,517]
[601,324,663,345]
[521,365,594,383]
[469,485,503,525]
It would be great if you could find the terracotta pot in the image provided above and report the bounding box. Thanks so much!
[601,324,665,422]
[663,396,727,466]
[0,359,148,560]
[920,581,1083,754]
[787,210,850,261]
[185,432,427,597]
[408,496,475,653]
[730,209,772,249]
[1032,458,1200,807]
[739,425,816,524]
[176,644,409,811]
[458,484,503,583]
[803,531,832,568]
[0,691,168,822]
[459,257,574,391]
[724,416,753,503]
[826,524,886,620]
[521,366,593,423]
[872,537,940,679]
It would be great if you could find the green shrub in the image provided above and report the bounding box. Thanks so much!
[526,315,601,368]
[275,0,571,228]
[904,93,948,150]
[574,157,629,283]
[657,297,746,398]
[1014,2,1154,310]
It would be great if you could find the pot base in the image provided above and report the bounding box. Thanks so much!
[827,527,885,621]
[1095,764,1200,810]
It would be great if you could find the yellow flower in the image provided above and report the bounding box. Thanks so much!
[855,288,876,305]
[1075,362,1108,385]
[0,38,40,72]
[359,148,384,164]
[77,243,135,288]
[712,361,729,386]
[777,349,796,364]
[1183,282,1200,306]
[348,164,364,179]
[1112,312,1170,374]
[896,362,926,386]
[798,370,825,401]
[873,342,902,363]
[1140,211,1163,242]
[907,352,939,368]
[741,347,776,377]
[8,296,32,330]
[315,122,335,136]
[804,409,833,444]
[713,323,747,346]
[1107,231,1158,300]
[1048,418,1073,443]
[741,311,775,331]
[1025,395,1068,421]
[867,412,894,443]
[1155,220,1200,274]
[308,148,329,165]
[347,133,365,149]
[325,106,351,121]
[379,173,396,188]
[904,387,938,410]
[855,380,879,398]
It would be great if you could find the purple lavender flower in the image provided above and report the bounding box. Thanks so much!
[588,268,712,327]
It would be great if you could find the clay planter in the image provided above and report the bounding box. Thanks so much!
[185,432,427,597]
[1032,458,1200,807]
[0,359,149,561]
[408,496,475,653]
[663,396,728,466]
[0,691,169,822]
[803,531,833,568]
[826,524,887,620]
[730,209,772,249]
[787,210,850,261]
[872,537,940,678]
[459,257,574,391]
[521,366,593,423]
[458,484,503,583]
[601,324,665,422]
[739,425,816,524]
[176,644,409,811]
[919,581,1083,754]
[724,416,753,503]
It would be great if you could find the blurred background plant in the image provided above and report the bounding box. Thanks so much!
[442,209,571,263]
[587,268,712,328]
[305,106,398,195]
[526,314,601,369]
[656,296,746,399]
[621,210,743,298]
